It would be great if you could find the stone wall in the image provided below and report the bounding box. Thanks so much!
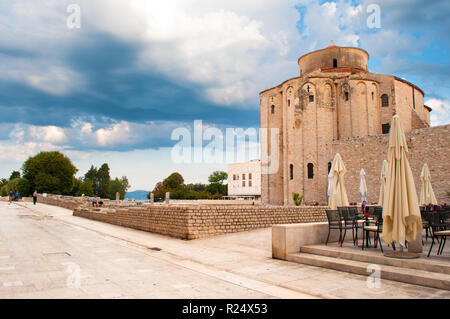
[324,124,450,205]
[73,205,327,240]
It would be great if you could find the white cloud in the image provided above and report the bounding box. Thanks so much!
[425,98,450,127]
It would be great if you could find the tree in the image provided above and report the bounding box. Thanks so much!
[84,165,99,194]
[162,172,184,190]
[22,151,77,195]
[9,171,21,180]
[206,171,228,196]
[150,182,168,201]
[107,176,130,200]
[208,171,228,184]
[5,178,31,196]
[0,178,8,189]
[97,163,111,198]
[79,180,94,197]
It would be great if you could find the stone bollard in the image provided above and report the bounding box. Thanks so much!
[165,192,170,205]
[115,192,120,202]
[149,193,154,204]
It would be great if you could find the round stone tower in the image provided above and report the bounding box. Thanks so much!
[298,42,369,76]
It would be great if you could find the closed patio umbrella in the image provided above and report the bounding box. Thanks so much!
[378,160,388,206]
[328,153,349,209]
[327,170,333,202]
[419,163,438,206]
[381,115,422,249]
[360,169,368,204]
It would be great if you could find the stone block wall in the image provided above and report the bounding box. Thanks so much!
[73,205,327,240]
[324,124,450,204]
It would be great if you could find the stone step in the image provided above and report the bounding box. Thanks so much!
[288,252,450,291]
[300,245,450,275]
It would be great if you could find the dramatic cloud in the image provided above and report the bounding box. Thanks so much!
[0,0,449,190]
[426,98,450,127]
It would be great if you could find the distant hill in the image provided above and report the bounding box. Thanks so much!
[124,190,149,201]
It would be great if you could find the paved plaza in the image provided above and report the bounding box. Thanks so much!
[0,201,448,299]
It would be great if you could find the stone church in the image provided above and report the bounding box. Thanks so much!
[260,43,449,206]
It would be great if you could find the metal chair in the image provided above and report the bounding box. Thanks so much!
[337,207,355,247]
[325,209,341,246]
[427,212,450,257]
[362,206,384,252]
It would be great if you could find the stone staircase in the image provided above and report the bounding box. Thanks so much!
[287,244,450,290]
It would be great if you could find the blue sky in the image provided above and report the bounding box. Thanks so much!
[0,0,449,191]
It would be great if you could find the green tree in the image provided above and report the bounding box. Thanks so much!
[206,171,228,196]
[162,172,184,189]
[107,176,130,200]
[0,185,7,197]
[6,178,31,196]
[9,171,21,180]
[84,165,99,194]
[79,180,94,197]
[150,182,168,201]
[22,151,78,195]
[0,178,8,189]
[97,163,111,198]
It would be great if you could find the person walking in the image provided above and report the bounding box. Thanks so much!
[32,190,38,205]
[9,191,13,204]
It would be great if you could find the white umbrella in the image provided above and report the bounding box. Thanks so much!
[327,170,333,202]
[381,115,422,248]
[359,169,368,204]
[328,153,349,209]
[419,163,438,206]
[378,160,388,206]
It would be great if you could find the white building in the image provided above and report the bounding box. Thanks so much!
[227,160,261,199]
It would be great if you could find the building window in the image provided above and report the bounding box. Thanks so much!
[345,92,349,101]
[233,174,236,181]
[271,105,275,114]
[307,163,314,179]
[242,181,246,187]
[309,95,314,102]
[372,92,374,100]
[333,59,338,68]
[382,123,390,134]
[242,174,246,180]
[249,173,252,180]
[290,164,294,180]
[288,99,291,107]
[328,162,332,173]
[381,94,389,107]
[249,181,252,187]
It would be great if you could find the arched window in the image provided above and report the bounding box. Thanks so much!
[309,95,314,102]
[333,59,338,68]
[307,163,314,179]
[288,99,291,107]
[381,94,389,107]
[328,162,332,173]
[271,105,275,114]
[290,164,294,180]
[345,92,349,101]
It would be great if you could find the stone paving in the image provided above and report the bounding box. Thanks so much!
[0,201,448,299]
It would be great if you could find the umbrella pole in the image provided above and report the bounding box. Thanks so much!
[384,242,420,259]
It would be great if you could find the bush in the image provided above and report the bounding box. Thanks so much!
[292,192,303,206]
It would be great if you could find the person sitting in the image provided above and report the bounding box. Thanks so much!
[92,195,99,208]
[98,200,104,207]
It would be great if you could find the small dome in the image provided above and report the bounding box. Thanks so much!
[298,45,369,76]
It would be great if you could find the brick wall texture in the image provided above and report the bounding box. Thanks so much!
[73,205,327,239]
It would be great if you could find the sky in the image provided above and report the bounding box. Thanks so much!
[0,0,449,191]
